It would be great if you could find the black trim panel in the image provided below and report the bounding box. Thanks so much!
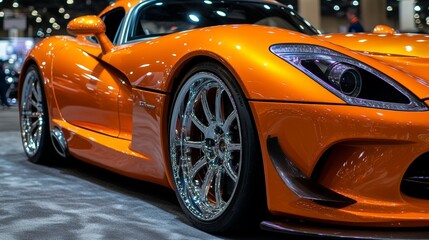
[134,86,169,95]
[267,136,356,207]
[261,220,429,239]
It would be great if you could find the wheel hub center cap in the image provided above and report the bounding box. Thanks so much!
[204,124,226,160]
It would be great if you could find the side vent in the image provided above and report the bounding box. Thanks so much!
[401,153,429,199]
[51,127,68,158]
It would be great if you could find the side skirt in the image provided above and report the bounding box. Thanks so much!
[51,118,170,187]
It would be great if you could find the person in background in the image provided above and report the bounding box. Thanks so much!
[347,7,365,33]
[0,60,11,109]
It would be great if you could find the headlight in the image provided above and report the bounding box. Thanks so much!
[270,44,427,111]
[326,63,361,97]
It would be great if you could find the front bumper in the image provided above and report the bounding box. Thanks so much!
[250,100,429,227]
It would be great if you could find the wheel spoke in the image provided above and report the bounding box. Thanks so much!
[30,99,38,109]
[215,168,223,207]
[173,132,181,146]
[224,161,238,183]
[36,81,43,102]
[33,127,42,148]
[35,126,42,139]
[21,110,31,117]
[32,83,42,102]
[223,110,237,131]
[183,140,203,149]
[189,156,207,179]
[200,166,216,202]
[228,143,241,151]
[191,112,207,134]
[29,118,41,133]
[215,88,223,123]
[201,89,215,123]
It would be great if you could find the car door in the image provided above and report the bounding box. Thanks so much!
[52,8,129,138]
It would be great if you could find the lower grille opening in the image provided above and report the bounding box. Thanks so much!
[401,153,429,199]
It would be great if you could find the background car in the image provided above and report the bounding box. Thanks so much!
[18,0,429,238]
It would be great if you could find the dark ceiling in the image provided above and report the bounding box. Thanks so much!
[0,0,420,37]
[1,0,111,11]
[0,0,113,37]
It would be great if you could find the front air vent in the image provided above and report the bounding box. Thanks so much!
[401,153,429,199]
[50,127,68,158]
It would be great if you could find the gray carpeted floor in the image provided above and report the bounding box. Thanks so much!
[0,108,291,240]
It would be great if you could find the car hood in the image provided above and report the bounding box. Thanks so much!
[316,33,429,57]
[315,33,429,100]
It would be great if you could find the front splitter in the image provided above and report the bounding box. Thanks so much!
[261,220,429,239]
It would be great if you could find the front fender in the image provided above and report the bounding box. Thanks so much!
[109,25,345,104]
[20,36,70,123]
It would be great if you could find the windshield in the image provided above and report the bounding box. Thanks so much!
[129,1,320,41]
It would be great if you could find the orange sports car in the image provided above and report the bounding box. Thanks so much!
[18,0,429,238]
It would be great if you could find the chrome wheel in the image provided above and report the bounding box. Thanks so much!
[170,71,242,221]
[20,68,44,157]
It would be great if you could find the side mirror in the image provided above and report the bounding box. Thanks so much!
[373,25,396,34]
[67,15,113,54]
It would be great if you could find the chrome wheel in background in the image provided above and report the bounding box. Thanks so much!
[169,62,264,233]
[19,65,57,164]
[21,68,44,157]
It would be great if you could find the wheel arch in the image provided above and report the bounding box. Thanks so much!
[21,37,69,125]
[19,56,60,124]
[167,53,247,100]
[18,58,38,99]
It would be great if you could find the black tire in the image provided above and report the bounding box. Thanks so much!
[19,64,59,164]
[168,61,266,233]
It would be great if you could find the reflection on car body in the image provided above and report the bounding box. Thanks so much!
[18,0,429,238]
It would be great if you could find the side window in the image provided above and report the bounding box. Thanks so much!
[130,4,198,41]
[101,8,126,44]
